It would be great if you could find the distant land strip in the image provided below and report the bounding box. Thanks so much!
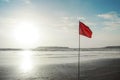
[0,46,120,51]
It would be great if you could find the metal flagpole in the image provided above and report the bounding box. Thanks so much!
[78,21,80,80]
[78,21,92,80]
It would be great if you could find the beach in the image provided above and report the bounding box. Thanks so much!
[0,50,120,80]
[80,58,120,80]
[1,58,120,80]
[0,0,120,79]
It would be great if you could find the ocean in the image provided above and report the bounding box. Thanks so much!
[0,50,120,65]
[0,50,120,80]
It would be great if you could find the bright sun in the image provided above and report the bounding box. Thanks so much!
[13,21,40,47]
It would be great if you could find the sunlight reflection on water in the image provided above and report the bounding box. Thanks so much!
[0,50,119,73]
[19,50,34,73]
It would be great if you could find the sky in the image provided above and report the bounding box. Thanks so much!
[0,0,120,48]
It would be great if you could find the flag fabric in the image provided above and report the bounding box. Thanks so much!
[79,22,92,38]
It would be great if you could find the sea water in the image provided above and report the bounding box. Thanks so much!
[0,50,120,80]
[0,50,120,66]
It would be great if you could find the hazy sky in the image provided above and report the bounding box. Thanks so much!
[0,0,120,48]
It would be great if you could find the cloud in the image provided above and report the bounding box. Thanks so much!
[3,0,32,4]
[98,11,120,31]
[3,0,10,2]
[45,16,96,34]
[0,16,17,28]
[22,0,32,4]
[61,16,96,26]
[98,12,119,19]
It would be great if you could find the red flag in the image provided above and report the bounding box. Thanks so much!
[79,22,92,38]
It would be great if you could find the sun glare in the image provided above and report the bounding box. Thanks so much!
[19,51,33,73]
[13,21,40,47]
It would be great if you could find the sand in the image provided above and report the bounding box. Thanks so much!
[80,58,120,80]
[1,58,120,80]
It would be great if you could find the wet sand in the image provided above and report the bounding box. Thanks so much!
[1,58,120,80]
[80,58,120,80]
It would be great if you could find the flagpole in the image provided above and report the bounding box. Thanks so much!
[78,21,80,80]
[78,21,92,80]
